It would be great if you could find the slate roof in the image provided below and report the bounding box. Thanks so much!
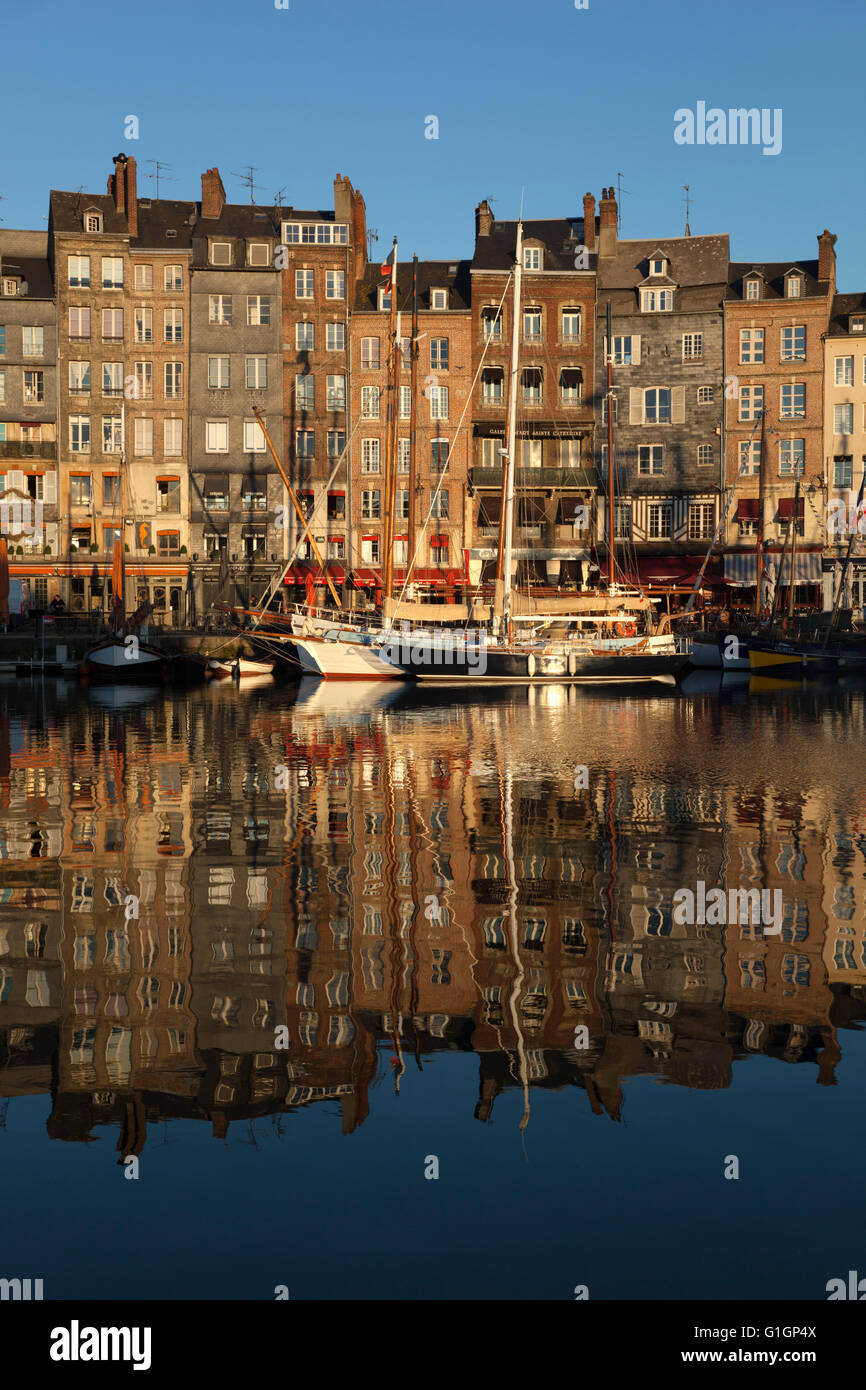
[49,190,129,236]
[598,235,729,289]
[0,256,53,298]
[354,259,472,312]
[472,218,594,272]
[727,259,828,300]
[134,199,197,249]
[828,291,866,335]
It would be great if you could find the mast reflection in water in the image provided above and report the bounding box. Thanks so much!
[1,676,865,1300]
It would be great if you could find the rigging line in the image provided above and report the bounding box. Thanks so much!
[252,392,372,616]
[390,272,516,620]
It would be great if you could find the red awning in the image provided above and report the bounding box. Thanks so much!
[283,564,345,585]
[778,497,805,520]
[633,556,723,587]
[736,498,760,520]
[327,489,346,497]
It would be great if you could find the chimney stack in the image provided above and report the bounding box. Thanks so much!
[352,186,367,280]
[111,153,127,215]
[125,155,138,238]
[582,192,596,252]
[475,199,494,239]
[599,186,617,259]
[201,167,226,220]
[818,229,837,290]
[334,174,354,225]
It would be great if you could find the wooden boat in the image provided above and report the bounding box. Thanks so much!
[207,657,274,680]
[82,633,166,683]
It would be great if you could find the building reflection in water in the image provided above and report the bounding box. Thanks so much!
[0,679,864,1150]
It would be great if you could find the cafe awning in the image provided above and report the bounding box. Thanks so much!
[736,498,760,521]
[724,551,821,585]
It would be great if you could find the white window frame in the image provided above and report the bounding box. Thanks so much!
[361,439,381,474]
[245,356,268,389]
[206,420,229,453]
[740,328,764,363]
[243,419,266,452]
[208,294,232,324]
[325,270,345,300]
[295,270,314,299]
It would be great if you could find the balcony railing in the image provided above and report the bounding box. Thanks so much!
[0,441,53,459]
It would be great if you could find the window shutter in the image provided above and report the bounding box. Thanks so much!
[8,469,25,491]
[631,335,641,365]
[629,388,643,425]
[44,472,57,505]
[671,386,686,424]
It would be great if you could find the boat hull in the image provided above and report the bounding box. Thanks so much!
[568,652,689,684]
[208,658,273,680]
[82,638,166,682]
[291,637,409,680]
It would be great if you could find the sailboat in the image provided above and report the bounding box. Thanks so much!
[374,223,686,684]
[81,411,167,682]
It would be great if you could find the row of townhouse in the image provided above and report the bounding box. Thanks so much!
[0,158,863,618]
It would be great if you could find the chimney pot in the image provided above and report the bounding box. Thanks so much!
[598,186,618,259]
[475,199,494,238]
[112,153,127,215]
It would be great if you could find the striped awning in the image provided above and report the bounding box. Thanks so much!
[724,552,822,586]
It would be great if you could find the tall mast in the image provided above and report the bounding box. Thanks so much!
[786,470,800,620]
[606,299,615,588]
[824,462,866,648]
[382,238,399,600]
[407,255,419,585]
[497,221,522,629]
[754,409,766,617]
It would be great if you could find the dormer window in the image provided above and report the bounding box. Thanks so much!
[650,257,666,276]
[2,278,18,296]
[523,246,542,271]
[84,211,103,234]
[431,288,448,309]
[247,242,270,266]
[210,241,232,266]
[851,317,864,333]
[745,278,760,301]
[786,275,802,298]
[377,286,392,311]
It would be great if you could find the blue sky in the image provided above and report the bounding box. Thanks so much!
[3,0,865,286]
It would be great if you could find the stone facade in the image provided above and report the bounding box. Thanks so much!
[596,198,728,590]
[0,229,59,607]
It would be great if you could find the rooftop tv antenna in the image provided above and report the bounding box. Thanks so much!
[145,160,178,198]
[682,183,693,236]
[367,228,379,259]
[231,166,261,204]
[616,173,630,232]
